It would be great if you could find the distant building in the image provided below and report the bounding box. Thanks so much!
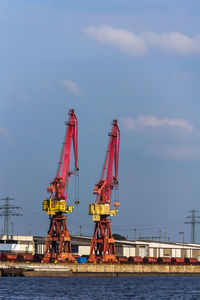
[0,235,34,254]
[1,235,200,260]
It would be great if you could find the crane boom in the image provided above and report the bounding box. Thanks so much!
[96,120,120,206]
[58,109,78,200]
[44,109,79,215]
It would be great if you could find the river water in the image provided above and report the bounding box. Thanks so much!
[0,276,200,299]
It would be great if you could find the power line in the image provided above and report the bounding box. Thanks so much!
[185,209,200,243]
[0,197,22,237]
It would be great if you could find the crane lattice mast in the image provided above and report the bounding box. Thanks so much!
[88,120,120,263]
[43,109,79,262]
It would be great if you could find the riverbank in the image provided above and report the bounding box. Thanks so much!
[1,263,200,277]
[70,263,200,276]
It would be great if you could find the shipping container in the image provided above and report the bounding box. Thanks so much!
[1,253,17,262]
[73,255,80,262]
[128,256,143,264]
[157,257,171,264]
[184,257,198,265]
[171,257,184,264]
[143,257,157,264]
[77,256,87,264]
[17,253,33,262]
[117,256,129,264]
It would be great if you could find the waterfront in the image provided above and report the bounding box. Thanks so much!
[0,276,200,299]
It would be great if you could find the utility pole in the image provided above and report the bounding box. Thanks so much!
[134,228,136,240]
[179,231,184,244]
[11,222,14,235]
[185,210,200,243]
[159,230,161,241]
[72,225,76,236]
[179,231,184,257]
[0,197,22,238]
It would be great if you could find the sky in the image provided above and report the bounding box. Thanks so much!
[0,0,200,243]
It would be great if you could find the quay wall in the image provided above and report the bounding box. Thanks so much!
[69,263,200,275]
[1,263,200,276]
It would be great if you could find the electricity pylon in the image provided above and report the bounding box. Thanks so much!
[185,210,200,243]
[0,197,22,237]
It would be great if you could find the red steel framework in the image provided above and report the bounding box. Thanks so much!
[88,120,120,263]
[43,109,78,262]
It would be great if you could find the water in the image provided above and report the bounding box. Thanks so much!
[0,276,200,299]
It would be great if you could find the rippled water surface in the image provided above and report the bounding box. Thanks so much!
[0,276,200,299]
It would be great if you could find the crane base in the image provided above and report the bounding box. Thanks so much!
[43,213,74,263]
[88,254,118,264]
[88,217,117,263]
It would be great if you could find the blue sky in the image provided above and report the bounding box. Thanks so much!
[1,0,200,242]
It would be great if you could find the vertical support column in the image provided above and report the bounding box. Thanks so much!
[43,214,74,262]
[88,217,117,263]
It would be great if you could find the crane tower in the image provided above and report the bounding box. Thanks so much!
[43,109,79,262]
[88,120,120,263]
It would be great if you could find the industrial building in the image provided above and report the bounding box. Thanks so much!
[0,235,34,254]
[1,234,200,261]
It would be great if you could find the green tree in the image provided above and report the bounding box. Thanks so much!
[112,233,127,240]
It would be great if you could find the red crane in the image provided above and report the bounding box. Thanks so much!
[88,120,120,263]
[42,109,79,262]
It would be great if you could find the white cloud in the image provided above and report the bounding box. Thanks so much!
[84,26,200,56]
[84,26,146,56]
[144,32,200,55]
[0,128,12,142]
[150,145,200,161]
[62,80,80,95]
[121,115,193,132]
[120,116,136,130]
